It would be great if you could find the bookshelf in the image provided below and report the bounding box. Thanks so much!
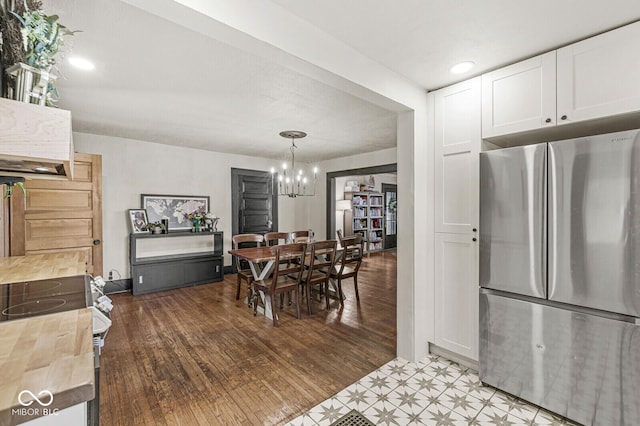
[344,192,385,253]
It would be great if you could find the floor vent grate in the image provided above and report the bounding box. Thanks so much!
[330,409,375,426]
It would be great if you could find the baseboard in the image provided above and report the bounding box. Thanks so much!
[104,278,132,294]
[223,265,234,275]
[428,343,479,372]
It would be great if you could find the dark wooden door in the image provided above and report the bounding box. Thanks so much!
[231,168,277,236]
[382,183,397,250]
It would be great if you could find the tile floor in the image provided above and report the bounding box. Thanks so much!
[287,354,580,426]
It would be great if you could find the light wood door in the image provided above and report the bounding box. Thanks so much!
[434,232,479,361]
[557,21,640,125]
[434,77,481,234]
[482,51,556,138]
[10,153,103,275]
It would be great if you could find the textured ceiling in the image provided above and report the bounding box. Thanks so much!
[48,0,397,162]
[45,1,640,161]
[270,0,640,90]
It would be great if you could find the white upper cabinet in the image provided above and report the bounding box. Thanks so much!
[557,21,640,124]
[482,21,640,139]
[434,77,481,234]
[482,52,556,138]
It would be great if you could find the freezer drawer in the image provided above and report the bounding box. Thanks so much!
[479,292,640,426]
[479,143,547,298]
[548,129,640,317]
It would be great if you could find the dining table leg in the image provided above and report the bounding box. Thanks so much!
[248,260,276,320]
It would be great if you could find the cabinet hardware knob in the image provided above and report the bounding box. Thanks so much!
[561,115,568,120]
[472,228,477,232]
[472,237,477,242]
[93,239,101,245]
[545,118,551,123]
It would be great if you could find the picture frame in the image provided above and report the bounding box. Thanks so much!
[141,194,210,231]
[128,209,149,234]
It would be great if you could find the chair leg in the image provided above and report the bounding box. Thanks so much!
[353,276,360,301]
[337,279,344,306]
[236,275,242,300]
[306,284,312,315]
[270,294,279,327]
[325,281,330,309]
[295,289,301,320]
[252,288,258,316]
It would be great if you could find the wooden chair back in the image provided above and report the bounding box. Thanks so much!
[336,229,344,244]
[303,239,338,312]
[306,240,338,277]
[336,234,364,276]
[264,232,290,246]
[232,233,264,269]
[270,243,307,286]
[291,229,313,243]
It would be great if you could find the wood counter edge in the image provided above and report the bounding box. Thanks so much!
[0,308,95,426]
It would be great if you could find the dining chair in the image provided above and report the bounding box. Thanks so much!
[264,231,290,246]
[330,234,365,305]
[302,239,338,314]
[231,233,264,300]
[336,229,344,245]
[251,243,306,327]
[290,229,313,243]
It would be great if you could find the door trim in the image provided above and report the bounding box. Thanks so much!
[231,168,278,236]
[382,183,397,250]
[325,163,397,240]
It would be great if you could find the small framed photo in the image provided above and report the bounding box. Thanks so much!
[128,209,149,234]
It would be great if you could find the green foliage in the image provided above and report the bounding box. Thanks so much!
[10,8,75,70]
[4,182,26,198]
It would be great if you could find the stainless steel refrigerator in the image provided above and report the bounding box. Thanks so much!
[479,129,640,426]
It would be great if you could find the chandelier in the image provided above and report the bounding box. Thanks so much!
[271,130,318,198]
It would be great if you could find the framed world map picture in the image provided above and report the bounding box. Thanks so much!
[141,194,210,231]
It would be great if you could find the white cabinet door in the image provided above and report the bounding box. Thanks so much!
[434,232,479,360]
[557,21,640,125]
[434,77,481,234]
[482,51,556,138]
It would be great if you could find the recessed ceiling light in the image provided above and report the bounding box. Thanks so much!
[450,61,475,75]
[68,56,95,71]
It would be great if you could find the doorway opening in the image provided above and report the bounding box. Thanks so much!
[325,163,397,242]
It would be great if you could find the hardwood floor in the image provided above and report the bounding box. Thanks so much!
[100,251,397,425]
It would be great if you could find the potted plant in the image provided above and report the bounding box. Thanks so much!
[146,221,163,234]
[0,0,76,105]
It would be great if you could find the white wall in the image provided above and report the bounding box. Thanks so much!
[74,132,300,278]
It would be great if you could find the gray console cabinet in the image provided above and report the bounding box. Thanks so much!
[130,232,223,295]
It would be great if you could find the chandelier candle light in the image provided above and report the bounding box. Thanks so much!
[271,130,318,197]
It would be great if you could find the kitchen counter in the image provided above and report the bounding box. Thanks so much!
[0,252,87,285]
[0,308,94,425]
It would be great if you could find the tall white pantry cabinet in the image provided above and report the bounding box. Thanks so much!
[430,20,640,364]
[431,77,481,361]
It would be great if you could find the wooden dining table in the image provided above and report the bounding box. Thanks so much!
[228,243,342,320]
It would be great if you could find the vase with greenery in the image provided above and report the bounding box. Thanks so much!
[0,0,76,105]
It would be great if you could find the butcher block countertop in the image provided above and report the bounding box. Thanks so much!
[0,252,93,425]
[0,308,94,425]
[0,252,87,285]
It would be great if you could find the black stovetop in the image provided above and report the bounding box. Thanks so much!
[0,274,91,322]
